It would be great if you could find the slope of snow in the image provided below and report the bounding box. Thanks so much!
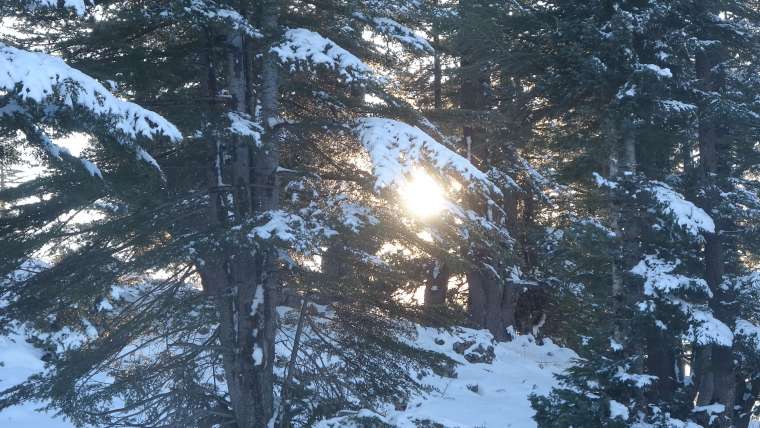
[317,326,577,427]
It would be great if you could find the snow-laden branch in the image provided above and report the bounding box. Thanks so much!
[0,43,182,142]
[645,181,715,236]
[353,13,433,53]
[630,255,712,299]
[271,28,373,83]
[735,319,760,353]
[19,122,102,178]
[181,0,262,38]
[689,309,733,347]
[354,117,497,193]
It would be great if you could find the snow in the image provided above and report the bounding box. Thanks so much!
[735,319,760,351]
[248,210,336,248]
[645,181,715,236]
[337,202,379,233]
[249,210,303,242]
[368,16,432,52]
[592,172,618,189]
[631,255,712,299]
[317,326,577,427]
[660,100,697,112]
[354,118,496,193]
[640,63,673,78]
[693,403,725,415]
[609,400,629,420]
[0,312,577,428]
[271,28,373,82]
[614,368,657,388]
[0,43,181,142]
[30,126,103,177]
[227,111,262,145]
[184,0,262,38]
[0,330,74,427]
[689,309,733,347]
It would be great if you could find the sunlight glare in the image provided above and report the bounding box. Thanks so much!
[401,170,445,219]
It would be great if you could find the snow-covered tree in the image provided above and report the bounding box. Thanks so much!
[0,0,509,426]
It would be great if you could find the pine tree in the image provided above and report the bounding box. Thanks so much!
[0,0,506,426]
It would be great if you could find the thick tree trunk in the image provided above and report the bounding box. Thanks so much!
[646,327,678,399]
[458,1,518,340]
[197,1,282,426]
[466,269,516,341]
[692,46,735,427]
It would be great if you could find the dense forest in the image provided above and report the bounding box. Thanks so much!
[2,0,760,427]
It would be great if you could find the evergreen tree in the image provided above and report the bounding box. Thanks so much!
[0,0,507,426]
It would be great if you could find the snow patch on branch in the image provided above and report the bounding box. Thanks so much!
[357,14,432,53]
[645,181,715,236]
[248,210,337,248]
[734,319,760,352]
[592,172,618,189]
[271,28,373,82]
[660,100,697,112]
[354,117,496,192]
[631,255,712,299]
[639,63,672,78]
[0,44,182,142]
[609,400,629,421]
[183,0,262,38]
[227,111,262,146]
[689,309,733,347]
[614,368,657,388]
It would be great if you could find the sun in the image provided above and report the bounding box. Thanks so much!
[400,169,446,219]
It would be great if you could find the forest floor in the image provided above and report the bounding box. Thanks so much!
[0,313,576,428]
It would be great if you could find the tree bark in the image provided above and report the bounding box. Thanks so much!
[692,46,735,427]
[423,259,449,309]
[457,0,518,341]
[196,1,282,426]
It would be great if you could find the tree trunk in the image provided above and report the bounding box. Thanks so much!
[646,326,678,400]
[197,1,282,426]
[692,46,735,427]
[423,259,449,309]
[466,268,517,341]
[458,0,518,340]
[432,0,442,110]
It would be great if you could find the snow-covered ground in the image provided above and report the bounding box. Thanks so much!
[0,323,576,428]
[0,332,73,427]
[393,327,575,427]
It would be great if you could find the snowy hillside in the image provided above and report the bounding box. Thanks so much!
[0,318,575,428]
